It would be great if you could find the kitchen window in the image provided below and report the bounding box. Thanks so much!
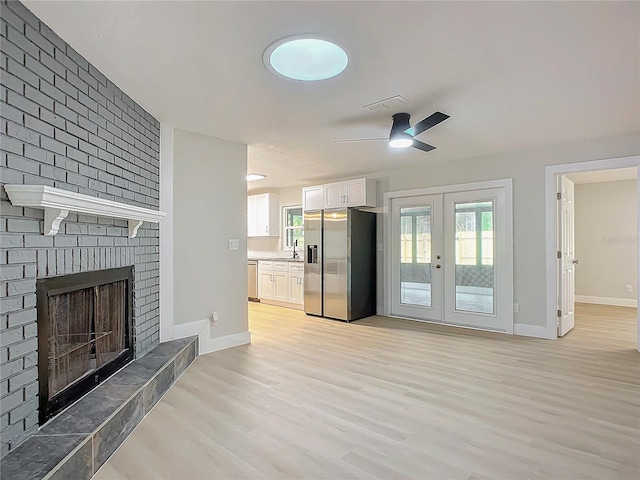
[283,205,304,249]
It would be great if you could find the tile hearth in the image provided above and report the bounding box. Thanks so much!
[0,336,197,480]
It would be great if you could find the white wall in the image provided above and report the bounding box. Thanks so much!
[173,129,248,339]
[575,179,637,302]
[368,132,639,328]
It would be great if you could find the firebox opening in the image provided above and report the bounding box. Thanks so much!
[36,266,134,425]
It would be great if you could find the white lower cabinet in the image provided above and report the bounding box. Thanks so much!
[289,263,304,305]
[258,260,304,307]
[273,271,289,302]
[259,264,275,300]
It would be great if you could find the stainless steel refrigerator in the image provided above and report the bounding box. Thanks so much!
[304,208,376,321]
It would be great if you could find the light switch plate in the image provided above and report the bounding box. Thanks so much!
[228,239,239,250]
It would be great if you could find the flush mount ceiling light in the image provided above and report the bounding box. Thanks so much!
[264,35,348,81]
[246,173,266,182]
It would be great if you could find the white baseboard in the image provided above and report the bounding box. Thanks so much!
[575,295,638,308]
[514,323,557,340]
[173,319,208,339]
[202,331,251,355]
[173,319,251,356]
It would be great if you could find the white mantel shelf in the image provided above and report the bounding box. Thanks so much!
[4,185,166,238]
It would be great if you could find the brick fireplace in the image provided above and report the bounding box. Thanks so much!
[1,0,161,456]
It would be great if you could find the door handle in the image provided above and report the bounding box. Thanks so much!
[572,259,579,264]
[432,264,441,269]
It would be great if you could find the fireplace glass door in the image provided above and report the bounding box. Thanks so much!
[37,266,133,424]
[47,281,126,398]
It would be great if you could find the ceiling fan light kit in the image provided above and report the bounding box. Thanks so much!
[389,113,414,148]
[389,137,414,149]
[390,111,450,152]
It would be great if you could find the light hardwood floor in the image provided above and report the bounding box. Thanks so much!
[95,302,639,480]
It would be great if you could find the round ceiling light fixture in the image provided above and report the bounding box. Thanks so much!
[264,35,348,81]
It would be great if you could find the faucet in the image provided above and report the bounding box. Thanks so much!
[293,239,298,259]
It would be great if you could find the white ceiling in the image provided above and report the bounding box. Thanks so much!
[566,167,637,185]
[24,1,640,192]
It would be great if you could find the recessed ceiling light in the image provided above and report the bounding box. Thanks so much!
[264,35,348,81]
[246,173,266,182]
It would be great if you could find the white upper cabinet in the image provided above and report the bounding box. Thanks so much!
[302,185,323,211]
[323,178,377,209]
[247,195,258,237]
[248,193,279,237]
[302,179,377,211]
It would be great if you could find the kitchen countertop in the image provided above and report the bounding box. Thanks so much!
[248,256,303,263]
[247,252,304,262]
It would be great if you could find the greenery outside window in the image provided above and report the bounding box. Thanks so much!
[283,205,304,249]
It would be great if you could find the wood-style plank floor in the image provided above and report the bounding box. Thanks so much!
[95,302,639,480]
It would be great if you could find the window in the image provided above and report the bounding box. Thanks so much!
[454,201,494,265]
[400,206,432,264]
[283,205,303,249]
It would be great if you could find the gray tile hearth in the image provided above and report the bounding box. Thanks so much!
[174,339,198,377]
[103,354,173,388]
[143,362,174,412]
[39,386,139,435]
[92,390,144,471]
[0,336,198,480]
[0,434,88,480]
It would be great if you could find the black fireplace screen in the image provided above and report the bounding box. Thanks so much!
[37,267,134,424]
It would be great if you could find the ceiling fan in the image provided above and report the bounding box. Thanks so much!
[334,111,450,152]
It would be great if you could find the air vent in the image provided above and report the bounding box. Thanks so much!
[363,95,408,112]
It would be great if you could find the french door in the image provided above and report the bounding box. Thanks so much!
[390,187,512,332]
[390,195,443,321]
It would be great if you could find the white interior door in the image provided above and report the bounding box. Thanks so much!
[443,188,512,332]
[558,175,575,336]
[390,195,443,321]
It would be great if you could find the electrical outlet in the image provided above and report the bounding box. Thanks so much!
[513,303,520,313]
[377,243,383,252]
[228,239,239,250]
[625,285,633,293]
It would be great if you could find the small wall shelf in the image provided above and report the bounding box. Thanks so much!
[4,185,166,238]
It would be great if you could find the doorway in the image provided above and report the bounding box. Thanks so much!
[545,155,640,351]
[387,180,513,333]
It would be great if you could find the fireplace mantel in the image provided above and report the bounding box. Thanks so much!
[4,185,166,238]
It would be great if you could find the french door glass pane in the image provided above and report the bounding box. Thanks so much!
[400,206,431,306]
[454,201,494,314]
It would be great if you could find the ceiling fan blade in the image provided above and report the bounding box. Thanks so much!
[332,137,388,143]
[405,111,450,137]
[411,140,436,152]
